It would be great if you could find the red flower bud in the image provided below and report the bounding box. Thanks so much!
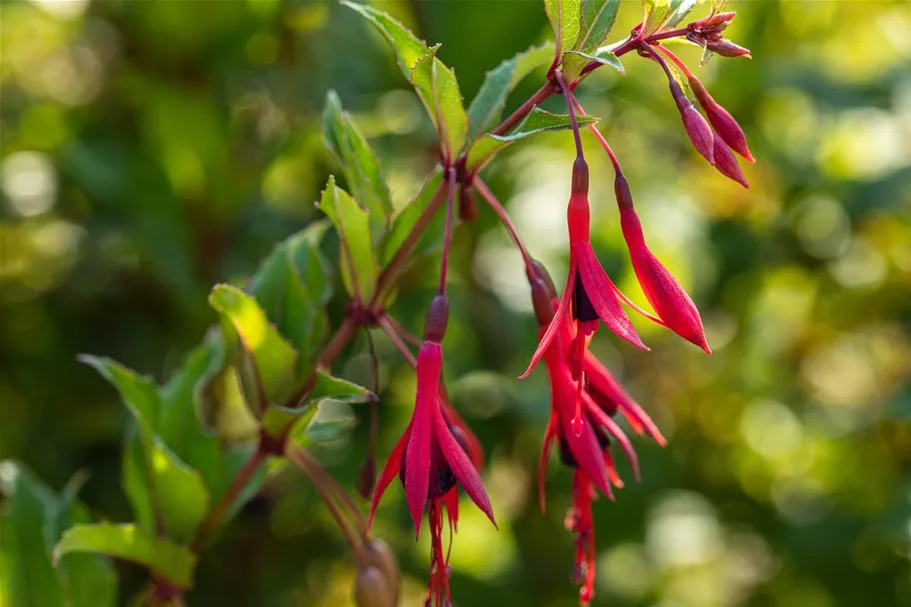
[712,135,749,188]
[688,75,754,162]
[618,190,711,354]
[669,80,715,165]
[423,295,449,343]
[706,38,751,58]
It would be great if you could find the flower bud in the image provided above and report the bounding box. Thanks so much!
[458,186,478,222]
[362,539,401,605]
[529,260,558,327]
[705,38,751,58]
[354,565,395,607]
[687,75,754,162]
[357,457,376,499]
[669,80,715,165]
[699,11,736,32]
[571,157,589,195]
[712,136,749,188]
[423,295,449,343]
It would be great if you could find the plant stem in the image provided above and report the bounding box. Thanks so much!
[654,43,693,78]
[372,183,448,303]
[285,444,365,565]
[473,178,536,279]
[438,167,457,295]
[378,315,418,368]
[572,99,622,174]
[492,80,557,136]
[555,71,585,160]
[191,447,266,552]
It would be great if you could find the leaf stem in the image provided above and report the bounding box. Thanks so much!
[491,80,557,137]
[555,71,585,160]
[191,447,265,552]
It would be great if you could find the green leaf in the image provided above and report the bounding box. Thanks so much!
[247,224,332,375]
[467,42,555,139]
[466,108,599,172]
[410,50,470,161]
[562,48,625,81]
[0,462,117,607]
[323,91,394,238]
[643,0,696,36]
[290,401,358,446]
[666,0,701,28]
[317,176,379,302]
[544,0,583,55]
[209,284,299,409]
[574,0,621,53]
[54,523,197,589]
[49,473,118,607]
[381,168,444,265]
[311,370,377,405]
[341,2,432,82]
[79,355,159,430]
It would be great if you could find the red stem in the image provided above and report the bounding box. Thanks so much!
[492,80,557,136]
[554,71,585,160]
[438,167,458,294]
[473,178,536,279]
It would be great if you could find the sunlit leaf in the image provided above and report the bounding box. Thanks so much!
[341,2,433,81]
[467,43,555,139]
[54,523,197,589]
[562,47,625,81]
[544,0,582,55]
[410,50,470,161]
[466,108,599,171]
[317,177,379,303]
[310,370,377,405]
[209,284,299,410]
[575,0,621,53]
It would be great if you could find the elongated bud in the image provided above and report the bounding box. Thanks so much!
[354,566,395,607]
[617,185,711,354]
[357,456,376,499]
[362,539,401,605]
[459,186,478,222]
[706,38,751,58]
[699,11,737,31]
[712,136,749,188]
[687,75,754,162]
[669,79,715,165]
[529,260,558,327]
[571,157,589,195]
[423,295,449,343]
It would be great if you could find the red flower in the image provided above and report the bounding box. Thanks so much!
[522,159,647,381]
[368,297,495,607]
[615,174,712,354]
[530,266,663,606]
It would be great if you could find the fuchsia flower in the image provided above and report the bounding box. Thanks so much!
[522,158,647,384]
[528,268,664,606]
[614,174,712,353]
[369,295,495,607]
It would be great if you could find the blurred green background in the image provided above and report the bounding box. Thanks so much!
[1,1,910,606]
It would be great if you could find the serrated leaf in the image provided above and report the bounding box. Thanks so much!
[247,224,332,375]
[209,284,299,410]
[0,462,117,607]
[575,0,621,53]
[79,355,159,430]
[54,523,197,589]
[642,0,696,36]
[317,177,379,303]
[544,0,583,56]
[410,50,469,161]
[323,91,394,238]
[563,47,625,81]
[467,42,555,139]
[381,168,445,265]
[311,370,377,405]
[466,108,599,171]
[341,2,432,81]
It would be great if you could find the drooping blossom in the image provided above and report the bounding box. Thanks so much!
[528,265,664,606]
[522,158,647,388]
[368,295,495,607]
